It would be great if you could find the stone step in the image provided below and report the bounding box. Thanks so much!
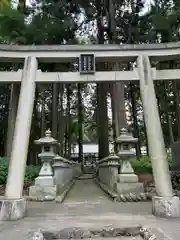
[76,174,96,180]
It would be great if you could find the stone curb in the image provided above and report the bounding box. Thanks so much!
[94,178,117,200]
[55,179,76,203]
[26,174,81,203]
[26,180,76,203]
[94,178,155,202]
[26,195,55,202]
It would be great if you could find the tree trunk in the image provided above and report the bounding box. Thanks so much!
[17,0,26,14]
[97,83,109,159]
[41,93,45,137]
[27,88,39,165]
[144,121,149,156]
[107,0,126,138]
[52,83,58,138]
[114,82,126,133]
[172,80,180,140]
[6,84,20,157]
[78,83,84,171]
[64,85,71,157]
[58,83,65,155]
[96,0,109,159]
[163,81,174,146]
[110,84,118,153]
[129,82,141,159]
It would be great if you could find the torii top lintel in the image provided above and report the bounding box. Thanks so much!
[0,42,180,62]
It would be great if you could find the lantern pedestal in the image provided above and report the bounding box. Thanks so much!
[118,160,138,182]
[35,153,55,186]
[35,176,54,186]
[118,174,138,183]
[117,161,144,195]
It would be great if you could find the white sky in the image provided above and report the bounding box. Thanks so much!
[140,0,153,16]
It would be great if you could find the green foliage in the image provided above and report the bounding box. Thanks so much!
[0,0,81,45]
[130,155,173,175]
[129,156,180,191]
[0,157,9,184]
[0,157,40,184]
[171,171,180,190]
[69,118,90,143]
[0,0,11,9]
[0,8,25,44]
[130,156,153,174]
[24,165,41,182]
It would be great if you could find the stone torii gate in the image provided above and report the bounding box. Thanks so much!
[0,43,180,220]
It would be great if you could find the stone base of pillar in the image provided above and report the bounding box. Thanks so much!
[0,198,26,221]
[29,185,56,201]
[152,196,180,218]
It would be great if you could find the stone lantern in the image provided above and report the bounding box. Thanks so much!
[116,128,144,195]
[116,128,137,169]
[29,130,58,201]
[34,129,57,185]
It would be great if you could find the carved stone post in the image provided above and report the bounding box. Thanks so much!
[97,155,119,191]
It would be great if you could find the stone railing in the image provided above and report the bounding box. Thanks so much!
[97,155,120,192]
[52,155,81,202]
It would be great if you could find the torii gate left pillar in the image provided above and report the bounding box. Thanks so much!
[0,56,37,220]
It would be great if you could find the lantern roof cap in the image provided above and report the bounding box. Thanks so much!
[34,129,58,145]
[116,128,138,143]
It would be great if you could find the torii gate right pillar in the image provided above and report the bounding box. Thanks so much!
[137,55,180,217]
